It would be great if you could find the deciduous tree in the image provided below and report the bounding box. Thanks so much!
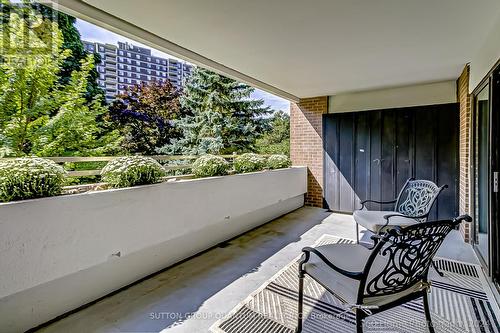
[107,80,185,155]
[255,111,290,155]
[0,1,121,157]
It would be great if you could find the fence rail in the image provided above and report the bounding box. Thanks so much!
[1,155,241,177]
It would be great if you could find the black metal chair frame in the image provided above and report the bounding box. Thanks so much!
[356,178,448,243]
[356,178,449,276]
[296,215,472,333]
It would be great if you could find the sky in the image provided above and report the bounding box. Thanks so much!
[75,19,290,112]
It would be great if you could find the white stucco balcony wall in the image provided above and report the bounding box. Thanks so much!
[0,167,306,332]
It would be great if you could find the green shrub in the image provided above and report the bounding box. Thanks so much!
[233,153,266,173]
[101,156,166,188]
[266,154,291,169]
[0,157,67,202]
[192,154,230,178]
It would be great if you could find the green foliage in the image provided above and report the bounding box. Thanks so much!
[32,56,123,156]
[108,81,185,155]
[255,111,290,155]
[0,2,121,157]
[162,159,192,176]
[101,156,166,188]
[233,153,266,173]
[266,154,291,169]
[191,154,230,178]
[0,157,66,202]
[32,2,104,101]
[159,68,271,155]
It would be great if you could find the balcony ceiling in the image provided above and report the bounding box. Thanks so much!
[72,0,500,99]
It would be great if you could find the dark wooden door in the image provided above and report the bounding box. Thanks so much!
[323,103,459,219]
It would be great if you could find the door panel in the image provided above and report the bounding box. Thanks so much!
[493,67,500,286]
[381,110,396,204]
[474,85,490,265]
[436,105,460,222]
[323,103,459,219]
[338,113,355,212]
[395,109,413,193]
[354,112,370,210]
[472,63,500,289]
[323,116,339,210]
[369,111,383,210]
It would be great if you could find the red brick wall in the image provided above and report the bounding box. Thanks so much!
[458,65,471,242]
[290,97,328,207]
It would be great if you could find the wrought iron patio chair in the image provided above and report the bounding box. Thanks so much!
[296,215,472,333]
[353,178,448,244]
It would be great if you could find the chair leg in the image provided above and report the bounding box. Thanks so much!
[431,260,444,277]
[296,272,305,333]
[355,312,364,333]
[423,291,435,333]
[356,223,360,244]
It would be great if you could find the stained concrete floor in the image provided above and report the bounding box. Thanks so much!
[37,207,479,333]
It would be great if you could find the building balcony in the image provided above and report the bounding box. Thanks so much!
[0,168,309,332]
[13,204,496,332]
[3,1,500,332]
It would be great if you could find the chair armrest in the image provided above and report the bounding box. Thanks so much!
[382,213,425,221]
[453,214,472,223]
[452,214,472,229]
[359,199,396,210]
[376,213,423,235]
[300,247,363,280]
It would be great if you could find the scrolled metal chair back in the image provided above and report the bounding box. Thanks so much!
[359,219,461,301]
[395,179,446,219]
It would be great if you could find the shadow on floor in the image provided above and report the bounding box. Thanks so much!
[39,207,331,333]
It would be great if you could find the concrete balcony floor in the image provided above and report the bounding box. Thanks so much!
[37,207,480,333]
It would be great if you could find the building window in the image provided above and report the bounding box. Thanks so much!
[119,50,124,55]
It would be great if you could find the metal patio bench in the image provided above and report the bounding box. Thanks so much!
[296,215,472,333]
[353,178,448,244]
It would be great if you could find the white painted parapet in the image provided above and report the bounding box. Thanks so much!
[0,167,307,332]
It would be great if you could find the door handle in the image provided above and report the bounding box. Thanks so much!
[494,171,499,193]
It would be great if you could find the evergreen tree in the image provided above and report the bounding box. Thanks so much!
[160,67,271,155]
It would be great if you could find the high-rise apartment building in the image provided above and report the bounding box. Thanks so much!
[83,41,193,101]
